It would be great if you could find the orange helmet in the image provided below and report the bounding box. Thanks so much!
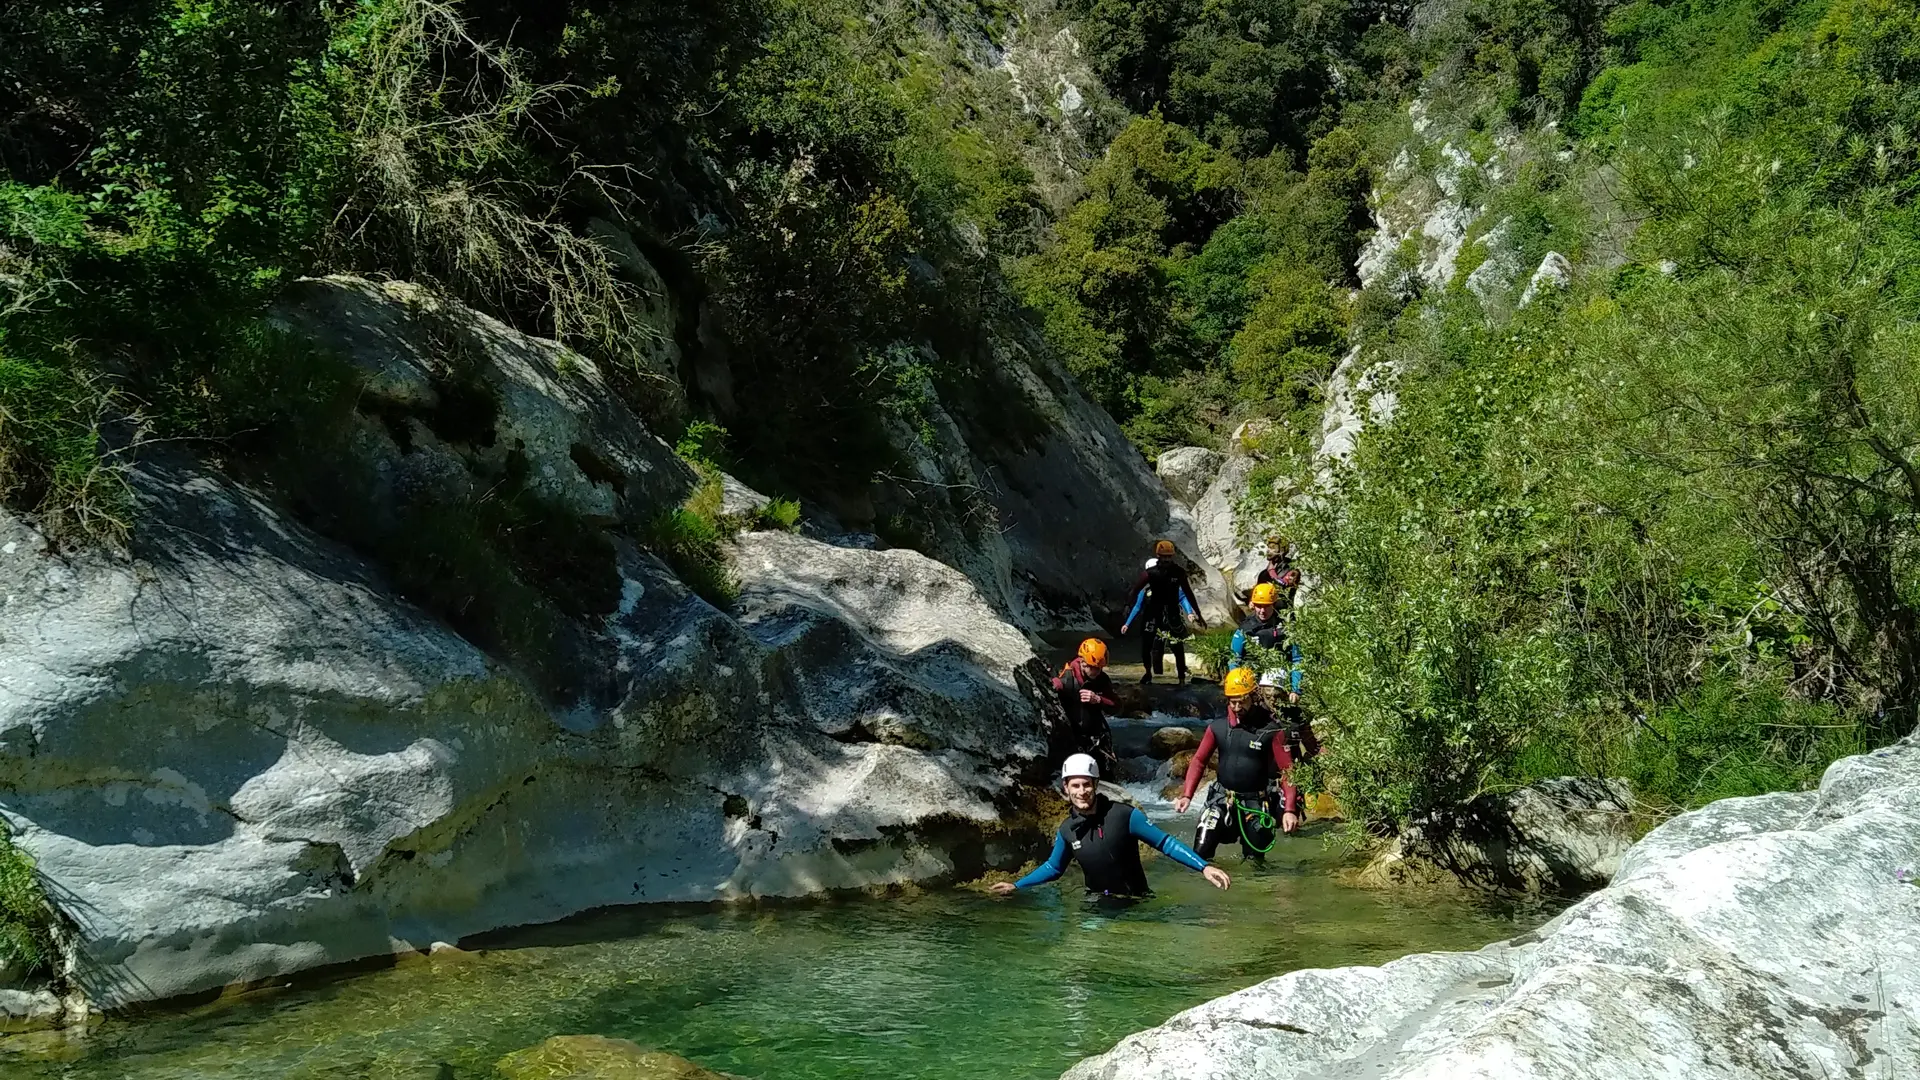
[1223,667,1257,698]
[1154,539,1176,558]
[1077,638,1109,667]
[1250,582,1279,607]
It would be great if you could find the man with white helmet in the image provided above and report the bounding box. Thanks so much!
[990,754,1230,898]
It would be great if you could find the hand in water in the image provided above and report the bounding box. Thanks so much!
[1282,812,1300,834]
[1202,866,1230,890]
[1173,796,1191,814]
[988,882,1016,896]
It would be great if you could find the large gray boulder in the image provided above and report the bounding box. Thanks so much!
[0,278,1073,1013]
[0,462,1053,1010]
[1366,777,1637,895]
[1064,737,1920,1079]
[1155,448,1224,507]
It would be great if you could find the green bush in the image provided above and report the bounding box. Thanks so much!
[759,498,803,532]
[1624,678,1863,812]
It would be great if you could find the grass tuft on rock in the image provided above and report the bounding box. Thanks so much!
[0,832,57,980]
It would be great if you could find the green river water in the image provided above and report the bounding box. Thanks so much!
[1,816,1552,1080]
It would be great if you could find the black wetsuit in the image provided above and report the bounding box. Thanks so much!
[1053,659,1118,772]
[1126,558,1201,680]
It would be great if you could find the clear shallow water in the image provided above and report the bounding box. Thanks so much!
[3,808,1553,1080]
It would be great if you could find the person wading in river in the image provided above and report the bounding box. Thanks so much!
[1120,540,1206,684]
[1054,638,1119,775]
[991,754,1230,898]
[1231,582,1320,774]
[1174,668,1303,860]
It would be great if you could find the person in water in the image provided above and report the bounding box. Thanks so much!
[1120,540,1206,684]
[1229,582,1303,688]
[1173,668,1304,859]
[1053,638,1119,775]
[1231,581,1319,768]
[991,754,1230,897]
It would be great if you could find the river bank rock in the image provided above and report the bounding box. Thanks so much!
[494,1035,732,1080]
[1064,736,1920,1080]
[0,455,1054,1011]
[1362,777,1637,895]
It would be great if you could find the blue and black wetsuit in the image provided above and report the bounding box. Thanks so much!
[1230,612,1303,694]
[1011,796,1209,896]
[1125,558,1201,680]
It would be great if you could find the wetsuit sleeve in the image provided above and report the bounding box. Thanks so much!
[1091,673,1118,708]
[1178,575,1201,620]
[1128,808,1209,872]
[1012,833,1071,888]
[1270,737,1299,815]
[1180,726,1217,800]
[1124,588,1148,626]
[1289,641,1304,693]
[1230,629,1247,660]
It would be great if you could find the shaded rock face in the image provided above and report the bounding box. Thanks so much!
[0,276,1075,1012]
[1065,737,1920,1080]
[1368,777,1637,895]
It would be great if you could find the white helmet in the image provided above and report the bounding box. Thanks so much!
[1060,753,1100,782]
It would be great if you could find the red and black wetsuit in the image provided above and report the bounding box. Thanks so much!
[1181,704,1299,812]
[1053,658,1118,769]
[1255,562,1299,609]
[1182,703,1300,858]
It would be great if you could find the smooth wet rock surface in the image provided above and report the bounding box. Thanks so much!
[1064,736,1920,1080]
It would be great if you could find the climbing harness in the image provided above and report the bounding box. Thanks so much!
[1229,792,1279,855]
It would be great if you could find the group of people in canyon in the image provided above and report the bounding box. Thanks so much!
[991,538,1316,900]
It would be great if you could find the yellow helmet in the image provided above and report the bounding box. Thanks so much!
[1223,667,1257,698]
[1250,582,1279,606]
[1077,638,1109,666]
[1154,539,1176,558]
[1266,535,1287,556]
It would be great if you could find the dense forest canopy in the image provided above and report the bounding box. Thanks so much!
[5,0,1918,834]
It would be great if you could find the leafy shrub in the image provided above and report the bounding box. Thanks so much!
[759,498,803,532]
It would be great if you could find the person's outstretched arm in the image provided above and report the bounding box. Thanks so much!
[1010,833,1071,889]
[1126,808,1208,872]
[1288,640,1304,694]
[1230,627,1248,661]
[1122,585,1148,630]
[1179,726,1217,800]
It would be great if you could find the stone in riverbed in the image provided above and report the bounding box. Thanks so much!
[1147,726,1200,759]
[494,1035,731,1080]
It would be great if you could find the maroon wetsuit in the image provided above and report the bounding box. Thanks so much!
[1180,704,1299,815]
